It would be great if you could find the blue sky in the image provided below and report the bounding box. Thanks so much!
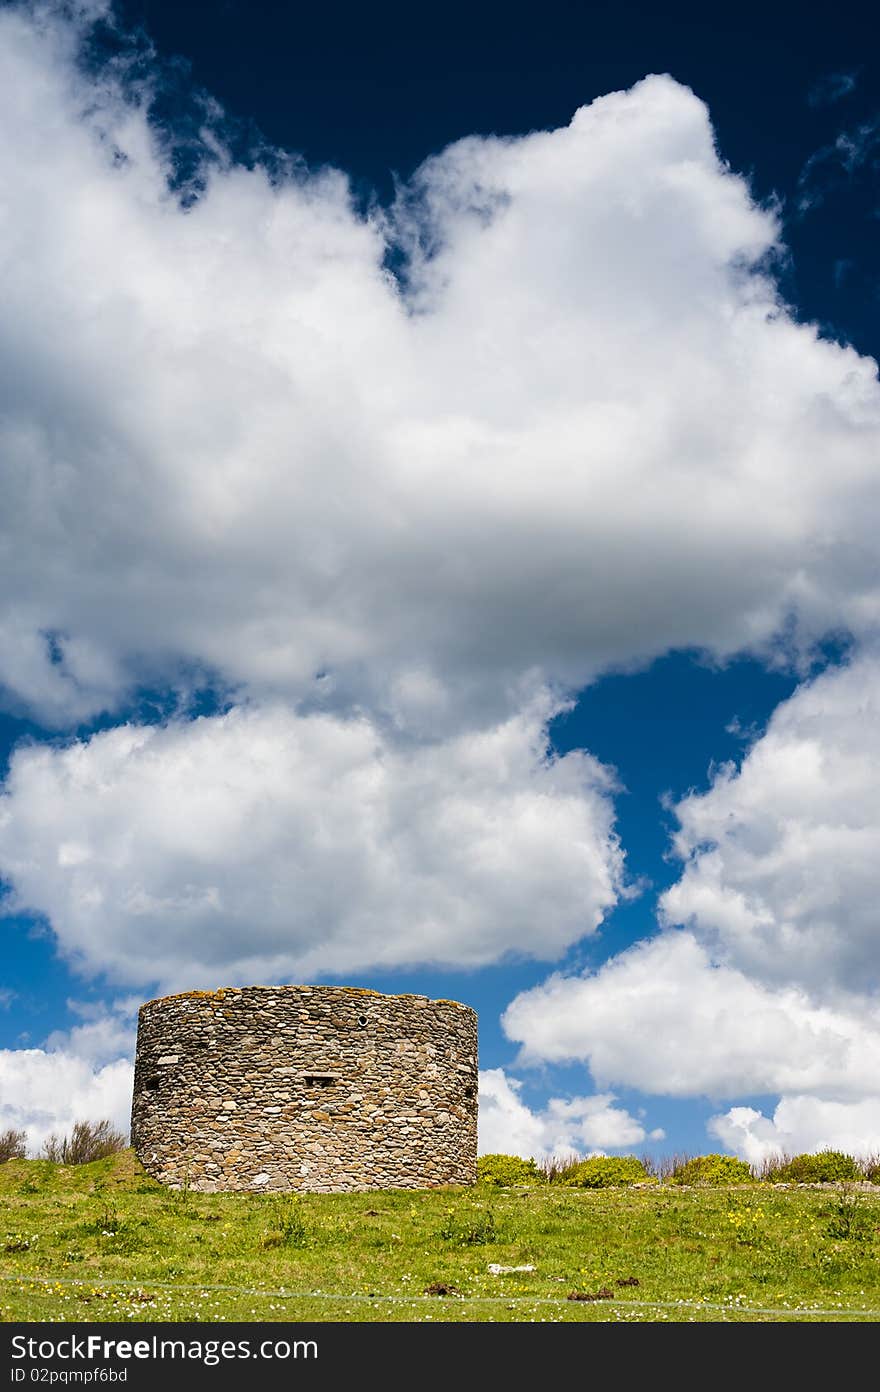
[1,0,879,1164]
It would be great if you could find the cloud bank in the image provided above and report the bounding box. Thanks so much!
[661,653,880,995]
[504,656,880,1158]
[0,1050,132,1154]
[0,1001,134,1153]
[504,930,880,1097]
[710,1097,880,1165]
[0,5,879,735]
[478,1068,662,1159]
[0,697,623,987]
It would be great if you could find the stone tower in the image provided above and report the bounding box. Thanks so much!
[131,985,478,1191]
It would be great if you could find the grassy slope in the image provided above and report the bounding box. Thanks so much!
[1,1152,879,1322]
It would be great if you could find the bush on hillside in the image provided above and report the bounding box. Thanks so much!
[0,1128,27,1162]
[559,1155,653,1188]
[670,1154,753,1186]
[766,1150,860,1184]
[476,1153,542,1186]
[40,1120,127,1165]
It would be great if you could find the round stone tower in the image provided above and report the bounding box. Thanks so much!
[131,985,478,1192]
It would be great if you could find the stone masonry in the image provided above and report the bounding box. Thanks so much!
[131,985,478,1191]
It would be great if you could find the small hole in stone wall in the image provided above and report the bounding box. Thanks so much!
[145,1075,161,1091]
[304,1074,337,1088]
[357,1015,368,1027]
[464,1085,475,1099]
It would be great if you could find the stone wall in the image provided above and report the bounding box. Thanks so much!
[131,985,478,1192]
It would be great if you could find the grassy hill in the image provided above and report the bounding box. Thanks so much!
[1,1151,879,1322]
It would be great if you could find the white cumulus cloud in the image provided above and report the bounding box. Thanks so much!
[661,653,880,995]
[0,995,136,1154]
[502,659,880,1158]
[0,697,624,987]
[0,6,879,732]
[502,931,880,1099]
[710,1098,880,1166]
[0,1051,133,1155]
[478,1067,658,1159]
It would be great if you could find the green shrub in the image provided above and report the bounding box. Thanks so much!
[559,1156,653,1189]
[670,1154,753,1186]
[77,1204,122,1236]
[439,1205,498,1245]
[769,1150,860,1184]
[41,1120,127,1165]
[261,1195,308,1249]
[0,1129,27,1163]
[861,1156,880,1184]
[477,1153,542,1187]
[824,1192,875,1241]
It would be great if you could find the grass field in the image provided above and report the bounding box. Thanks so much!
[1,1151,879,1323]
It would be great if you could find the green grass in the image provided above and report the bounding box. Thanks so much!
[1,1152,879,1322]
